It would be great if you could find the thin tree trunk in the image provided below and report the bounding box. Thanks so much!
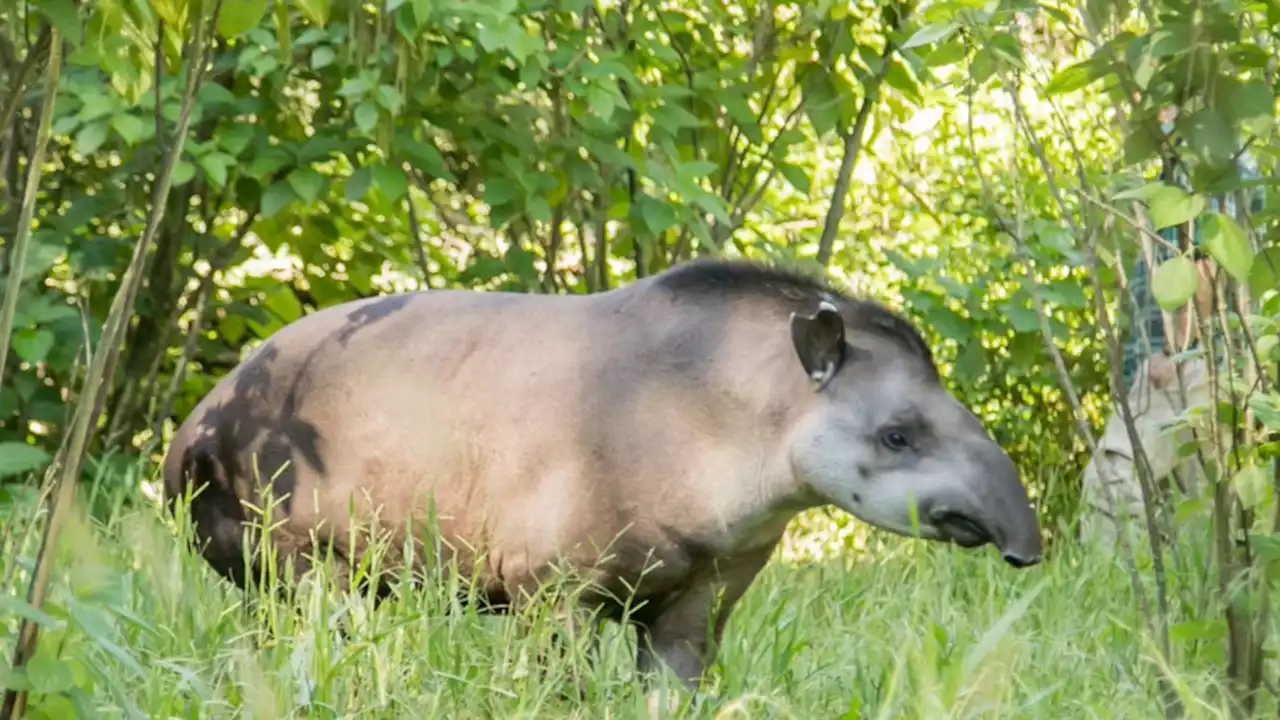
[816,41,896,267]
[0,29,61,394]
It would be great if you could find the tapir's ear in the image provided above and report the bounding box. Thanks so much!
[790,300,846,391]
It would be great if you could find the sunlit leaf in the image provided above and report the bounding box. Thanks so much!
[75,121,110,156]
[1249,247,1280,297]
[217,0,270,39]
[1147,185,1204,230]
[902,22,958,49]
[1151,255,1199,311]
[33,0,83,46]
[296,0,333,26]
[1202,212,1254,282]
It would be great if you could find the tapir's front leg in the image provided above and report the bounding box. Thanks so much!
[634,547,773,713]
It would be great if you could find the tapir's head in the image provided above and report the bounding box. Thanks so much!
[783,299,1044,568]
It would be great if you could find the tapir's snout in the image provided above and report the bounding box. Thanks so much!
[981,443,1045,569]
[928,440,1045,569]
[1002,551,1041,568]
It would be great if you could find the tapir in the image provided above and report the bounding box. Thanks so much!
[162,259,1043,690]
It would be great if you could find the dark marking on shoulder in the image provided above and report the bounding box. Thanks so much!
[336,294,414,346]
[653,259,939,379]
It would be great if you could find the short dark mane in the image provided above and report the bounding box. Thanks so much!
[653,259,938,375]
[654,258,849,303]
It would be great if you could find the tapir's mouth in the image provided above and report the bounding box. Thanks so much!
[931,510,992,549]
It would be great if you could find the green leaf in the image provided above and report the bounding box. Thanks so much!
[637,197,677,236]
[1248,247,1280,297]
[75,121,109,156]
[651,103,701,131]
[902,22,958,49]
[527,196,553,224]
[172,160,195,186]
[217,123,255,156]
[413,0,434,27]
[1202,212,1254,282]
[0,594,61,629]
[0,442,52,479]
[586,85,616,123]
[261,181,297,218]
[217,0,269,39]
[26,646,75,695]
[287,168,325,202]
[485,177,520,207]
[338,77,371,98]
[1233,463,1271,509]
[13,328,55,364]
[800,64,840,135]
[778,163,811,193]
[721,92,763,144]
[924,40,966,68]
[198,153,230,189]
[1231,80,1275,126]
[33,0,82,46]
[355,101,379,133]
[377,85,404,115]
[263,286,304,324]
[345,167,373,202]
[1112,181,1164,202]
[371,165,408,203]
[1184,108,1237,164]
[296,0,333,26]
[311,45,336,70]
[110,114,145,145]
[1147,185,1205,230]
[1151,255,1199,311]
[1044,60,1098,96]
[400,139,455,181]
[679,161,717,179]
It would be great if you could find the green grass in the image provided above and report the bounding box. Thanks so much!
[0,470,1258,719]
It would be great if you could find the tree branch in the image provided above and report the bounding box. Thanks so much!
[816,18,899,267]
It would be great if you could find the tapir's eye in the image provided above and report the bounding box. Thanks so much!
[881,429,910,451]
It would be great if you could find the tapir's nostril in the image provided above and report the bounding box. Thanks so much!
[1002,551,1042,569]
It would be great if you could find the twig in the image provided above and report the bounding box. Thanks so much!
[0,27,61,393]
[404,171,433,288]
[816,17,900,267]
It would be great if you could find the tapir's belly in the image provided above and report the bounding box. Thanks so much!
[245,390,674,602]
